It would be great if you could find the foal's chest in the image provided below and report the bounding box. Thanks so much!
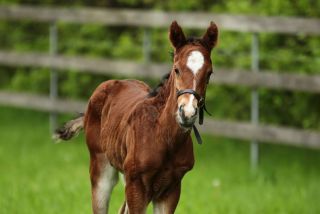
[150,145,194,193]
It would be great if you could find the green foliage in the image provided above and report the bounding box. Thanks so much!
[112,30,143,60]
[0,0,319,129]
[8,68,50,94]
[0,21,48,52]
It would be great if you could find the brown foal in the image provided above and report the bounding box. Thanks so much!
[55,21,218,214]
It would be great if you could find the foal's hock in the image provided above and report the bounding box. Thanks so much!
[55,21,218,214]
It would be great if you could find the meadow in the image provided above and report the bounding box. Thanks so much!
[0,106,319,214]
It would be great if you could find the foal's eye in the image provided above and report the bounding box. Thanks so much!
[174,68,180,76]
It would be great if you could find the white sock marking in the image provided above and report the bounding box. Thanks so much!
[186,51,204,75]
[154,201,167,214]
[95,163,118,214]
[124,202,129,214]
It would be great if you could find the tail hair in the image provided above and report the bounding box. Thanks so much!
[53,113,84,142]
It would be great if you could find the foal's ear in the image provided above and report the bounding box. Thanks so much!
[169,21,186,49]
[202,21,219,51]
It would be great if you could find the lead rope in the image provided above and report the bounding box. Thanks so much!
[193,101,211,145]
[192,125,203,145]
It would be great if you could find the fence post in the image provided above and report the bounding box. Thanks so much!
[143,28,151,63]
[250,33,259,170]
[49,22,58,134]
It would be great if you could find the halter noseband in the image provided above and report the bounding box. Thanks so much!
[176,89,211,144]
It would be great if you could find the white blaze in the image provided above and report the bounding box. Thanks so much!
[183,51,204,118]
[186,51,204,75]
[183,95,195,118]
[183,79,196,117]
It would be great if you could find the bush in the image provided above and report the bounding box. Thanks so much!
[0,0,319,129]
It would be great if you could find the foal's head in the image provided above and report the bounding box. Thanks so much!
[169,21,218,128]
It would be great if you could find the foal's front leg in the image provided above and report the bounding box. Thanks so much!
[124,176,149,214]
[90,153,119,214]
[153,183,181,214]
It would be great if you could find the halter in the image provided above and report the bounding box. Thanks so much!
[176,89,211,144]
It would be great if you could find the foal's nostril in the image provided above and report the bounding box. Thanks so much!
[179,105,184,113]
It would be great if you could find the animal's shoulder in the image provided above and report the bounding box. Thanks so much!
[128,101,159,127]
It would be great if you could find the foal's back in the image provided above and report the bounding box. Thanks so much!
[84,79,151,170]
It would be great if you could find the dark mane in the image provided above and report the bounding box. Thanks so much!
[186,37,202,44]
[148,72,170,97]
[186,37,210,50]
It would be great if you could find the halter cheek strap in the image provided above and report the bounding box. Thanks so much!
[176,89,211,144]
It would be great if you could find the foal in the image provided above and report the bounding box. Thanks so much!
[55,21,218,214]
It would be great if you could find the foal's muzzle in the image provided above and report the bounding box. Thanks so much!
[176,89,210,144]
[178,104,198,128]
[176,89,204,128]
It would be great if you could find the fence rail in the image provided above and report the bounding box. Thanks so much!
[1,51,320,93]
[0,5,320,34]
[1,90,319,149]
[0,91,86,113]
[0,5,320,153]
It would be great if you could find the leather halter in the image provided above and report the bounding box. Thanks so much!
[176,89,211,144]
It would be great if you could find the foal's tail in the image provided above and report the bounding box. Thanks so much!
[53,113,84,142]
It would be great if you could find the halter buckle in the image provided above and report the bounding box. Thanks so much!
[198,97,205,108]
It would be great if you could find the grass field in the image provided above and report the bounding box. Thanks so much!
[0,106,319,214]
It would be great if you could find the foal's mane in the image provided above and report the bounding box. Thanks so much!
[148,37,205,98]
[148,72,171,98]
[185,37,208,48]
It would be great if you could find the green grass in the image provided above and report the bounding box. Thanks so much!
[0,106,319,214]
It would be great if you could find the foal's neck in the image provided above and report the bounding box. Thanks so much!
[154,72,191,145]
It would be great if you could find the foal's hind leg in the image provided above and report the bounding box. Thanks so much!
[90,153,118,214]
[118,201,129,214]
[118,174,129,214]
